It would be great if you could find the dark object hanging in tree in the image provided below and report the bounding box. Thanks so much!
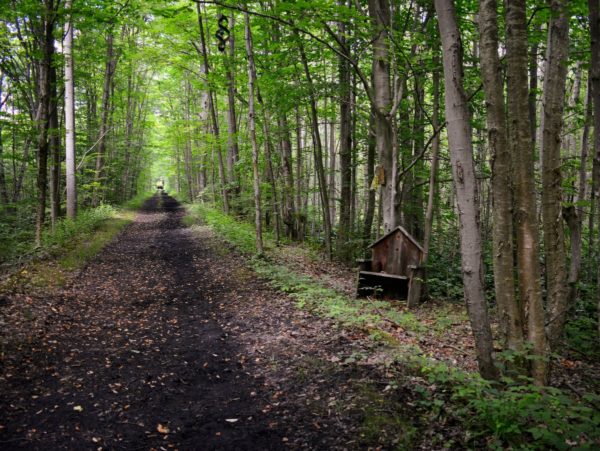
[215,14,230,52]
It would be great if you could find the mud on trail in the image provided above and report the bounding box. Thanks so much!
[0,194,422,450]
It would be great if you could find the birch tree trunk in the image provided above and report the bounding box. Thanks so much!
[478,0,522,352]
[243,11,263,254]
[64,0,76,219]
[541,0,570,346]
[434,0,498,380]
[506,0,548,385]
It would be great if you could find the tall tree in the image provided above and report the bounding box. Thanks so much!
[541,0,570,346]
[196,3,230,214]
[478,0,522,352]
[434,0,498,380]
[368,0,396,234]
[589,0,600,339]
[337,0,353,260]
[243,10,264,254]
[64,0,76,219]
[92,28,117,207]
[506,0,548,385]
[297,34,333,258]
[34,0,55,245]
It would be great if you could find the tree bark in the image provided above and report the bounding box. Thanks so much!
[92,29,116,208]
[337,4,352,260]
[434,0,498,381]
[0,75,9,205]
[34,0,55,245]
[49,64,60,226]
[407,54,441,307]
[506,0,548,385]
[64,0,76,219]
[243,11,264,254]
[225,13,239,196]
[279,113,296,239]
[362,109,376,243]
[368,0,396,234]
[541,0,570,347]
[196,4,230,214]
[589,0,600,340]
[478,0,523,352]
[298,35,333,259]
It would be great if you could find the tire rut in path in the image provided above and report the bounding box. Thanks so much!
[0,194,285,450]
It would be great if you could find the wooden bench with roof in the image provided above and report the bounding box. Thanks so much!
[357,226,424,300]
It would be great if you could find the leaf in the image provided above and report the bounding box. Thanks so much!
[225,418,238,423]
[73,405,83,412]
[157,423,169,434]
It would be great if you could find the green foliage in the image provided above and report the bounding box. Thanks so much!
[41,205,117,251]
[416,361,600,450]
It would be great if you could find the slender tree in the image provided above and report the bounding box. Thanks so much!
[541,0,570,346]
[243,10,264,254]
[64,0,76,218]
[506,0,548,385]
[434,0,497,380]
[478,0,522,352]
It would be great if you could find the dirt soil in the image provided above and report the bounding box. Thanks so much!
[0,194,427,450]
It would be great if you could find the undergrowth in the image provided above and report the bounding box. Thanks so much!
[187,202,600,450]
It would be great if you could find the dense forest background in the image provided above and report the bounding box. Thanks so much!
[0,0,599,386]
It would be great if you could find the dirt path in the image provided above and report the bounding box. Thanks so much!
[1,195,417,450]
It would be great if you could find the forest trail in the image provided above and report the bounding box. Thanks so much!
[0,194,394,450]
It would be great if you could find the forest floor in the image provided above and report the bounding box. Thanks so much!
[0,194,429,449]
[1,194,599,450]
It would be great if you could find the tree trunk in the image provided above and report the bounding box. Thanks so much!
[368,0,396,234]
[529,25,541,146]
[506,0,548,385]
[49,64,60,226]
[196,3,229,214]
[589,0,600,340]
[478,0,523,352]
[92,29,116,208]
[259,102,281,243]
[363,109,376,243]
[225,13,239,196]
[279,113,296,239]
[337,7,352,261]
[35,0,55,245]
[295,107,306,241]
[243,11,264,254]
[298,35,333,259]
[541,0,570,347]
[64,0,76,219]
[565,79,592,316]
[0,75,9,205]
[407,54,441,307]
[434,0,498,381]
[328,119,336,230]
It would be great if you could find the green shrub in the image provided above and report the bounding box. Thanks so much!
[41,204,117,250]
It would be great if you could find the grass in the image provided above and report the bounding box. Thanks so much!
[185,202,600,450]
[0,199,142,293]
